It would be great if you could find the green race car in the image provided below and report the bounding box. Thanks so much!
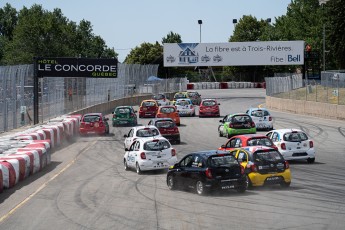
[112,106,137,127]
[218,113,256,138]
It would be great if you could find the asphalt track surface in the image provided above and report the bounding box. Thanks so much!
[1,89,345,230]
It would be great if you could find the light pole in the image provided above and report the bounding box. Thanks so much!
[319,0,329,71]
[198,20,202,43]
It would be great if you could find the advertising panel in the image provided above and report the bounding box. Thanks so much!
[36,57,118,78]
[164,41,305,67]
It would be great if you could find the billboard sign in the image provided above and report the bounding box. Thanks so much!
[164,41,305,67]
[36,57,118,78]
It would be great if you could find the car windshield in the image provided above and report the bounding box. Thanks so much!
[176,100,190,106]
[116,108,131,114]
[136,128,159,137]
[156,121,175,128]
[144,140,170,151]
[207,155,237,167]
[247,138,273,147]
[83,115,100,122]
[202,100,216,106]
[160,107,176,113]
[283,132,308,142]
[254,150,284,162]
[142,101,156,107]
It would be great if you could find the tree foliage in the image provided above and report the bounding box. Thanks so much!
[0,4,117,65]
[124,42,163,64]
[162,31,182,44]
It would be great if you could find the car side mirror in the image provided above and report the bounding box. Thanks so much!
[105,118,109,121]
[125,147,129,151]
[124,134,128,138]
[219,120,223,123]
[218,103,220,105]
[134,110,137,113]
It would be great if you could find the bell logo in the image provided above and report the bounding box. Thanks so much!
[288,55,301,62]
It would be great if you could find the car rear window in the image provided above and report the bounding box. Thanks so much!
[176,100,190,106]
[283,132,308,142]
[116,108,131,114]
[160,107,176,113]
[174,93,187,99]
[188,92,199,97]
[254,150,284,162]
[156,121,175,128]
[202,100,216,106]
[136,128,159,137]
[153,95,165,100]
[247,137,273,147]
[207,155,238,167]
[142,101,156,107]
[144,140,170,151]
[83,115,101,122]
[251,110,270,117]
[232,115,252,124]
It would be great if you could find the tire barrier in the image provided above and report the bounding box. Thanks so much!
[0,115,81,193]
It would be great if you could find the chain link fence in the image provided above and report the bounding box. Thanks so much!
[265,71,345,105]
[0,63,186,133]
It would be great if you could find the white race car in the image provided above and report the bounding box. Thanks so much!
[246,107,273,130]
[175,98,195,116]
[266,129,316,163]
[123,126,161,150]
[123,137,178,174]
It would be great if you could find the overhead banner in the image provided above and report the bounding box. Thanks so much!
[36,57,118,78]
[164,41,305,67]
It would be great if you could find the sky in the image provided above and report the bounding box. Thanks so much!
[2,0,292,62]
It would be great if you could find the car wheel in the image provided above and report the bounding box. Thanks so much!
[307,158,315,164]
[136,163,142,174]
[247,176,253,190]
[167,175,176,190]
[196,180,207,195]
[176,139,181,144]
[124,159,129,171]
[218,128,223,137]
[280,181,291,188]
[226,131,231,139]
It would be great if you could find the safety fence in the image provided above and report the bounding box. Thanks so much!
[186,81,266,90]
[0,64,187,133]
[265,72,345,105]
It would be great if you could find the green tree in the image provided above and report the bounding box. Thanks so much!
[2,4,117,64]
[124,41,162,64]
[326,0,345,69]
[162,31,182,43]
[227,15,272,81]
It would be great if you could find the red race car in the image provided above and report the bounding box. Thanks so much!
[139,100,159,118]
[218,134,277,151]
[79,113,110,136]
[199,99,220,117]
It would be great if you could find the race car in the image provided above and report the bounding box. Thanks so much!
[229,146,291,188]
[246,107,273,130]
[175,98,195,117]
[266,129,316,163]
[124,137,177,174]
[123,125,161,150]
[218,113,256,138]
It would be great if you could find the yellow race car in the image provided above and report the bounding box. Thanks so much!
[229,146,291,188]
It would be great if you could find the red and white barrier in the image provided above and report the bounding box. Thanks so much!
[0,156,27,182]
[0,160,17,188]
